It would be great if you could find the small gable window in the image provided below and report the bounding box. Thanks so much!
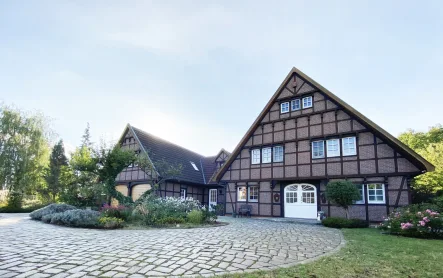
[281,102,290,113]
[342,137,357,156]
[273,146,284,162]
[302,96,313,108]
[291,99,301,111]
[190,161,199,171]
[312,140,325,159]
[251,149,261,164]
[262,147,272,163]
[326,139,340,157]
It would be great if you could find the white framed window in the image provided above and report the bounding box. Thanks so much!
[281,102,290,113]
[238,187,247,201]
[251,149,260,164]
[354,184,365,204]
[312,140,325,159]
[326,139,340,157]
[302,96,313,108]
[367,184,385,204]
[190,161,199,171]
[262,147,272,163]
[180,189,187,200]
[248,186,259,202]
[273,146,284,162]
[342,137,357,156]
[291,99,301,111]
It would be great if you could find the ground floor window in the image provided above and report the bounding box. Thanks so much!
[238,187,247,201]
[367,183,385,204]
[354,184,365,204]
[180,189,186,199]
[248,186,259,202]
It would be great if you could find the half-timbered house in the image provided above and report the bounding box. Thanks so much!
[114,124,229,207]
[213,67,434,221]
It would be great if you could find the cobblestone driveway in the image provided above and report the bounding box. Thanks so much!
[0,214,343,277]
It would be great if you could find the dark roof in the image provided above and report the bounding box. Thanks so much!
[130,126,221,185]
[215,67,434,181]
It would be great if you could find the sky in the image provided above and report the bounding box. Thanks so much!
[0,1,442,156]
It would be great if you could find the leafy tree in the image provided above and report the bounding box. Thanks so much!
[325,180,361,219]
[399,124,443,194]
[81,122,92,149]
[0,105,51,208]
[59,145,103,207]
[43,140,68,202]
[94,142,137,205]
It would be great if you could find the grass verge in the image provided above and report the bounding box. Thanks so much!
[222,228,443,278]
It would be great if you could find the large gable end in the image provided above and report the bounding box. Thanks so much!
[215,67,434,181]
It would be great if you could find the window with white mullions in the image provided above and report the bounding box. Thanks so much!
[262,147,272,163]
[354,184,365,204]
[291,99,301,111]
[273,146,284,162]
[326,139,340,157]
[367,184,385,204]
[302,96,313,108]
[180,189,186,200]
[248,186,259,202]
[312,140,325,159]
[281,102,290,113]
[342,137,357,156]
[251,149,260,164]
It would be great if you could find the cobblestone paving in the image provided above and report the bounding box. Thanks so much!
[0,213,343,277]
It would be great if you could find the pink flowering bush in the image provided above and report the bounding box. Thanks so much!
[379,207,443,239]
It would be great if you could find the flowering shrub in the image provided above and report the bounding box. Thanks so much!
[43,209,100,228]
[379,207,443,239]
[132,196,216,226]
[100,204,131,220]
[98,217,125,229]
[30,204,77,220]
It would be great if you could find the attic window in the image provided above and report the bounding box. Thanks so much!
[190,161,199,171]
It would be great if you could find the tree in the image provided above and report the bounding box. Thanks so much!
[0,105,51,208]
[399,124,443,194]
[59,145,103,207]
[44,140,68,202]
[81,123,92,149]
[94,143,137,204]
[325,180,361,219]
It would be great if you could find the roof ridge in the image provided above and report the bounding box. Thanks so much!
[131,126,208,159]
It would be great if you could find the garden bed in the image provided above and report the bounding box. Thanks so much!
[29,195,221,230]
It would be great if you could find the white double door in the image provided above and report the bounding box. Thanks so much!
[284,184,317,219]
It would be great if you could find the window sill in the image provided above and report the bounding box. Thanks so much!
[237,200,247,202]
[343,154,357,157]
[312,156,325,159]
[248,200,258,203]
[368,201,385,204]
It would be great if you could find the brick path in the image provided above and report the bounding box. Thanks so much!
[0,213,343,277]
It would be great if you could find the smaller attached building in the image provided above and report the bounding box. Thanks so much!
[114,124,229,208]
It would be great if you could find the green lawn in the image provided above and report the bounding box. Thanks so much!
[223,228,443,278]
